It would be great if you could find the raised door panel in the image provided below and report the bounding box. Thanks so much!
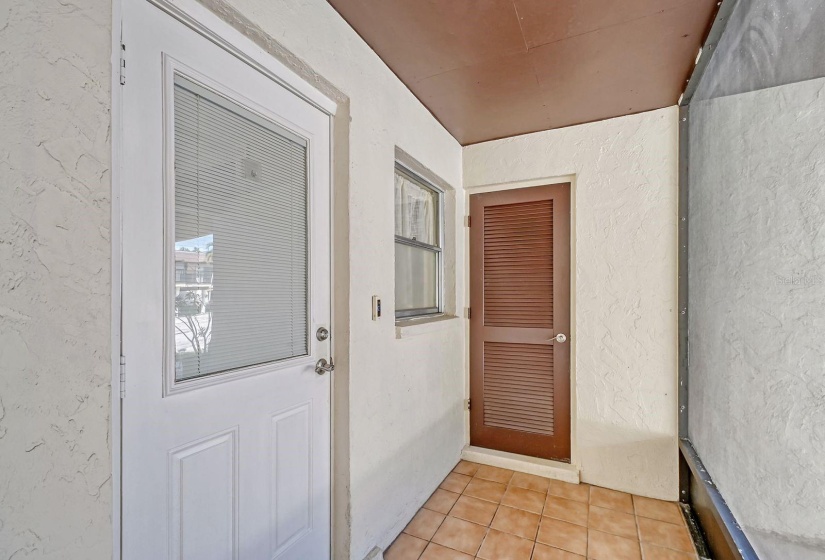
[169,429,239,560]
[271,403,313,557]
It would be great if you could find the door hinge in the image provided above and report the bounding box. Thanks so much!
[119,355,126,399]
[119,43,126,85]
[465,215,471,227]
[465,307,471,319]
[465,398,471,411]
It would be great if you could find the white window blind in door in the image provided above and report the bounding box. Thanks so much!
[173,74,309,382]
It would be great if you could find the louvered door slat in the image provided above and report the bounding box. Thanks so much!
[483,342,555,435]
[483,200,553,329]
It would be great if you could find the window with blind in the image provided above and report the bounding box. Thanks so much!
[172,74,309,382]
[394,164,443,318]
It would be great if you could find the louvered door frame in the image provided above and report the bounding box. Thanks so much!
[469,183,571,462]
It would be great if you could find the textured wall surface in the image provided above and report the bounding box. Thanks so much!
[695,0,825,101]
[0,0,113,558]
[464,107,679,500]
[210,1,465,558]
[688,78,825,559]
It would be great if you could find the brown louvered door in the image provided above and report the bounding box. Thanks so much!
[469,183,571,462]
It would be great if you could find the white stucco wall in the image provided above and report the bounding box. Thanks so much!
[202,1,466,558]
[0,0,113,558]
[463,107,680,500]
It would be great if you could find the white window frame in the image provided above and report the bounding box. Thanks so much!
[394,162,444,319]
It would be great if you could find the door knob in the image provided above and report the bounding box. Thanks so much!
[315,358,334,375]
[551,333,567,343]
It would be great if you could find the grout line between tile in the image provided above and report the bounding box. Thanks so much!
[533,472,548,560]
[636,508,645,560]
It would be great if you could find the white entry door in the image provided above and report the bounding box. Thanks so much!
[120,1,332,558]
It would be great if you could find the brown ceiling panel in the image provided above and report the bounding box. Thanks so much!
[327,0,527,83]
[513,0,699,49]
[529,2,716,109]
[327,0,718,144]
[414,54,555,144]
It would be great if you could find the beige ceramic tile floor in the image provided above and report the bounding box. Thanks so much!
[385,461,698,560]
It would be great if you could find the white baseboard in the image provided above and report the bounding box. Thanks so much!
[461,446,580,484]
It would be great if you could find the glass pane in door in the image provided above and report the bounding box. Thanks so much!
[173,74,309,382]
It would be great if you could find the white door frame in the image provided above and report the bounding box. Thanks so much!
[110,1,338,557]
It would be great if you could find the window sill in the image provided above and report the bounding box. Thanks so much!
[395,314,460,339]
